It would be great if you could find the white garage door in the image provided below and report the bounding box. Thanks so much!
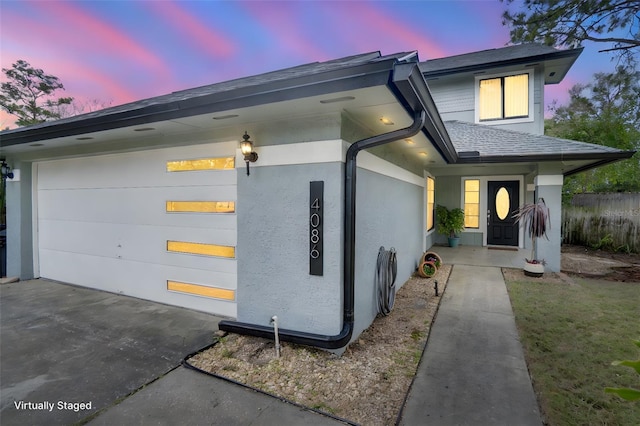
[35,142,238,318]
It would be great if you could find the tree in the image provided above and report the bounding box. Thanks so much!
[54,98,113,119]
[0,60,73,127]
[545,65,640,197]
[502,0,640,61]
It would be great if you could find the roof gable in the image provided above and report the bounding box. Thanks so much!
[1,49,459,165]
[0,51,422,144]
[420,44,582,83]
[2,51,392,133]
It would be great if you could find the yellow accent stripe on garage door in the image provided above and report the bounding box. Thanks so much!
[165,201,235,213]
[166,157,235,172]
[167,281,235,301]
[167,241,235,258]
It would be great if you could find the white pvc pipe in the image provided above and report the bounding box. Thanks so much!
[271,315,281,358]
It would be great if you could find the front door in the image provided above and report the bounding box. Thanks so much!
[487,180,519,246]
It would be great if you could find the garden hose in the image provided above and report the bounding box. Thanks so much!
[376,246,398,316]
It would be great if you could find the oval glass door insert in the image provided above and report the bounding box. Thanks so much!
[496,187,510,220]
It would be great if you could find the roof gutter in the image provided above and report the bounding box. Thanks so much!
[451,150,636,175]
[390,62,457,163]
[454,151,636,164]
[219,109,427,349]
[563,154,636,177]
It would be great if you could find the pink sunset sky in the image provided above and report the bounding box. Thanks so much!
[0,0,624,129]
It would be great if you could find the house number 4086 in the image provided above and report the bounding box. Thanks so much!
[309,181,323,276]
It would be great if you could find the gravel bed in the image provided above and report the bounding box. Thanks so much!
[188,265,451,425]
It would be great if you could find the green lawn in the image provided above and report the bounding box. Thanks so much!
[505,273,640,426]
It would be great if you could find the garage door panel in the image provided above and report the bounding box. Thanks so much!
[39,250,237,317]
[39,220,237,272]
[38,143,237,190]
[39,249,237,291]
[37,187,237,228]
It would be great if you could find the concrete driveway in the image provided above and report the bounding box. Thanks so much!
[0,279,222,426]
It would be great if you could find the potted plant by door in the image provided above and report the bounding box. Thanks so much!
[513,197,550,277]
[436,205,465,247]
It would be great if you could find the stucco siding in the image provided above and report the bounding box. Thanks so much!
[5,162,33,279]
[235,155,425,343]
[236,162,344,335]
[353,167,424,340]
[535,181,563,272]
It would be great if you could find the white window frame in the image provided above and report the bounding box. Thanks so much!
[474,69,534,125]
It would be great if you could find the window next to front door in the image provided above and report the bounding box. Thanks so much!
[426,176,435,231]
[464,179,480,228]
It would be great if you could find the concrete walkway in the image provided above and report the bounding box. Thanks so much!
[399,264,542,425]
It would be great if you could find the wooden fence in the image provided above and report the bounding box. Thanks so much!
[562,193,640,253]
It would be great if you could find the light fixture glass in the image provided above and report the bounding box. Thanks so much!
[240,140,253,155]
[240,131,258,176]
[405,138,415,145]
[380,117,394,125]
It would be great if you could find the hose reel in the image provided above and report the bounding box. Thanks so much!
[376,246,398,316]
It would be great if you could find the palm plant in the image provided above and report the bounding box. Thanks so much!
[513,197,550,264]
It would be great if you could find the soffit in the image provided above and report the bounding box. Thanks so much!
[3,85,447,167]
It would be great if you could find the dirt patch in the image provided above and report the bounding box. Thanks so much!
[187,265,451,425]
[561,245,640,282]
[502,267,571,285]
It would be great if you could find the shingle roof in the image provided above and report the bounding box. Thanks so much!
[420,43,582,76]
[3,49,462,161]
[444,120,629,161]
[1,51,410,134]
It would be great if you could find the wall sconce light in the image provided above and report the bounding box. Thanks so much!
[1,159,14,180]
[240,131,258,176]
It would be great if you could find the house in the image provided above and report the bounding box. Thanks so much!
[0,45,633,352]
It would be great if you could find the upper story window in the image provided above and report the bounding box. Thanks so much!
[476,70,533,123]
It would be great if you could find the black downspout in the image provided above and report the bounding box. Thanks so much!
[218,110,427,349]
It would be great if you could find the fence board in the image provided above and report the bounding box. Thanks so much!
[562,193,639,253]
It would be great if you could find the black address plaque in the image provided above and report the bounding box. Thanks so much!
[309,181,323,276]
